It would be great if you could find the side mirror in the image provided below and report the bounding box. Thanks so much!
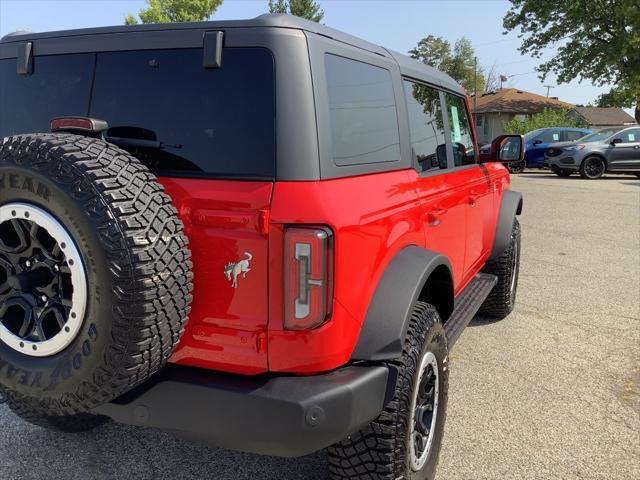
[479,134,524,164]
[611,138,623,145]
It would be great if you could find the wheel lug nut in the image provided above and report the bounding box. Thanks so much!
[53,265,60,272]
[41,295,47,303]
[25,260,32,268]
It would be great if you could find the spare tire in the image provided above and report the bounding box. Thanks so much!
[0,133,193,415]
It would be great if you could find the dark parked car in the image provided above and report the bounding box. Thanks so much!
[544,126,640,179]
[481,127,591,173]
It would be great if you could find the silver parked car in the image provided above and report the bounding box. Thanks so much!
[543,126,640,179]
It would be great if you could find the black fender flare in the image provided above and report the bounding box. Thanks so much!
[351,246,453,362]
[490,189,523,260]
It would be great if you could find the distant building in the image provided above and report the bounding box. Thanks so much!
[471,88,574,143]
[568,107,637,128]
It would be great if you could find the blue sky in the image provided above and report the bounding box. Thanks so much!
[0,0,613,106]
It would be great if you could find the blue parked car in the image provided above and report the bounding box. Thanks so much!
[481,127,592,173]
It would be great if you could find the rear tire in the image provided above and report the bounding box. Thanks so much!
[479,219,521,319]
[328,302,448,480]
[579,156,606,179]
[555,170,572,177]
[507,160,526,174]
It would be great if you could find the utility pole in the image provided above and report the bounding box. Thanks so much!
[544,85,555,97]
[474,56,477,123]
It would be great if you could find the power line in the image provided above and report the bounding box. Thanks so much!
[474,37,520,47]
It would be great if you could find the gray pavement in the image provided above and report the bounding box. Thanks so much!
[1,172,639,480]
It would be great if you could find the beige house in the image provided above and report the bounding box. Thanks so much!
[568,107,637,128]
[471,88,574,144]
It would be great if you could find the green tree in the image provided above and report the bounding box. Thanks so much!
[410,35,485,94]
[268,0,324,22]
[450,37,485,93]
[409,35,453,72]
[502,108,586,135]
[503,0,640,121]
[125,0,223,25]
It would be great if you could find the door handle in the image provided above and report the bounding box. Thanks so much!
[425,208,447,226]
[468,194,479,207]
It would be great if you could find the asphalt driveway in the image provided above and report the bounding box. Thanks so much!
[1,172,638,480]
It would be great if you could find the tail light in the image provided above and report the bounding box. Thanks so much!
[284,226,333,331]
[50,117,108,134]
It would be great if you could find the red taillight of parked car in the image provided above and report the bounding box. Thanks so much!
[284,226,334,331]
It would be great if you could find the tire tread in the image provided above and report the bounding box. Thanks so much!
[0,133,193,415]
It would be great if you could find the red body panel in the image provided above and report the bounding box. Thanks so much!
[158,161,509,375]
[268,170,424,372]
[159,177,272,375]
[267,165,509,373]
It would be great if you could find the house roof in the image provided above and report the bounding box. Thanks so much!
[570,107,636,126]
[471,88,573,114]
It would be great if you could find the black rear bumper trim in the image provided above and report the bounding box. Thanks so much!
[93,364,390,457]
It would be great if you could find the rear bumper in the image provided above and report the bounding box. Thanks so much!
[93,364,391,457]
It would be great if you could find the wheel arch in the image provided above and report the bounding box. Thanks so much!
[350,245,454,362]
[490,189,523,261]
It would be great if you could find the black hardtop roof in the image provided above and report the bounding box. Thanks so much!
[0,13,464,95]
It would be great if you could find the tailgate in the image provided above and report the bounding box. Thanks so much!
[160,178,273,375]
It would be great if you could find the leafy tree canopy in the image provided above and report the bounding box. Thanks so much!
[503,0,640,120]
[502,108,586,135]
[410,35,485,94]
[269,0,324,22]
[125,0,223,25]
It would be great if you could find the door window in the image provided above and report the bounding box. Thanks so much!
[617,128,640,143]
[403,80,447,172]
[537,129,561,143]
[443,93,475,166]
[563,130,587,142]
[324,54,400,166]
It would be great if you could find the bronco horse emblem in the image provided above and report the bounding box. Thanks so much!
[224,252,252,288]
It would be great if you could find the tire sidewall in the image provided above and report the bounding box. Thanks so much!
[406,319,449,480]
[507,221,521,308]
[0,164,116,405]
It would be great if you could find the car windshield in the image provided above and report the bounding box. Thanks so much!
[578,128,622,143]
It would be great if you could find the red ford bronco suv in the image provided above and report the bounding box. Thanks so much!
[0,15,523,479]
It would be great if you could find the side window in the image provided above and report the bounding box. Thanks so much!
[443,93,475,166]
[563,130,586,142]
[538,129,561,143]
[325,54,400,166]
[0,54,94,138]
[620,128,640,143]
[403,80,447,172]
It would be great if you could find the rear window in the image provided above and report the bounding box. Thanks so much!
[325,54,400,166]
[0,54,94,137]
[90,48,275,179]
[0,48,275,179]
